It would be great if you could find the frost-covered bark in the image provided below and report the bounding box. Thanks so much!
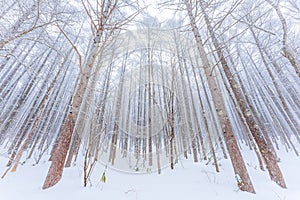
[200,2,286,189]
[43,0,134,189]
[183,0,255,193]
[0,0,299,191]
[266,0,300,78]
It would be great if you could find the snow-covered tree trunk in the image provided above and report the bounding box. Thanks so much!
[266,0,300,78]
[42,0,135,189]
[200,2,286,189]
[183,0,255,193]
[43,46,98,189]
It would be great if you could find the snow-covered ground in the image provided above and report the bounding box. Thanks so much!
[1,148,299,200]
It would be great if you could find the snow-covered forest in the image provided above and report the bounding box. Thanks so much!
[0,0,300,199]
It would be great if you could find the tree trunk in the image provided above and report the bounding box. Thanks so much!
[183,0,255,193]
[200,4,286,188]
[266,0,300,78]
[43,42,99,189]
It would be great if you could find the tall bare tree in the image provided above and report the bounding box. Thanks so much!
[183,0,255,193]
[198,0,286,188]
[43,0,139,189]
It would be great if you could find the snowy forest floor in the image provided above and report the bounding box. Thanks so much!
[1,146,300,200]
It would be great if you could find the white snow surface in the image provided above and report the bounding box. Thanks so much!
[1,148,300,200]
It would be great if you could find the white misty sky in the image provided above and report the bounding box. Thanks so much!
[145,0,176,22]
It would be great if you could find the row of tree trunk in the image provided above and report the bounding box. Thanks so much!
[0,0,299,193]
